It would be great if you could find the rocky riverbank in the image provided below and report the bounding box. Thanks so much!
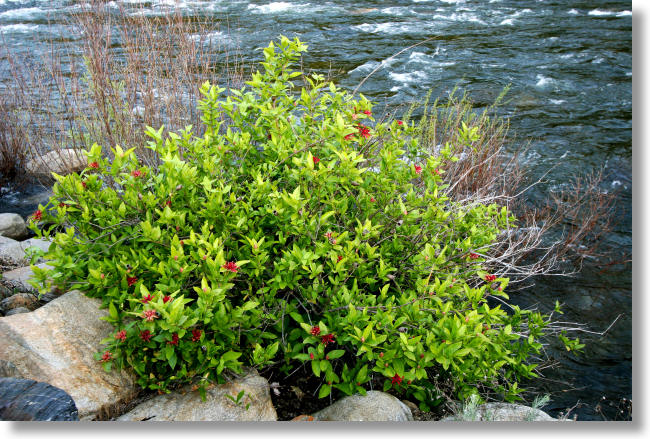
[0,219,565,422]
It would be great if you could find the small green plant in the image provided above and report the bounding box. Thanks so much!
[225,390,251,411]
[458,394,482,421]
[29,36,582,408]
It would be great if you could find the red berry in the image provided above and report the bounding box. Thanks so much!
[379,352,384,358]
[310,353,314,360]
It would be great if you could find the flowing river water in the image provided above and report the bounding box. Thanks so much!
[0,0,632,420]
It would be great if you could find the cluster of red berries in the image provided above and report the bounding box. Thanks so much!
[142,310,158,322]
[357,124,371,139]
[114,330,127,342]
[321,334,335,345]
[140,330,153,342]
[223,261,238,273]
[167,333,179,346]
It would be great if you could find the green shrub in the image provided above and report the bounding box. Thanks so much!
[30,36,580,409]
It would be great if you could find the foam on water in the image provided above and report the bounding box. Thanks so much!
[348,55,399,75]
[588,9,630,17]
[247,2,308,14]
[0,23,38,33]
[380,7,412,16]
[0,7,46,19]
[353,22,416,35]
[189,30,228,43]
[535,74,554,88]
[550,99,566,105]
[568,8,579,15]
[500,18,514,26]
[432,13,486,25]
[389,70,428,84]
[406,51,455,68]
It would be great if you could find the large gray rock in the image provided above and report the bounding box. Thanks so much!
[442,402,558,422]
[0,290,138,420]
[312,391,413,421]
[0,238,51,264]
[117,372,277,421]
[25,149,87,178]
[0,213,28,240]
[0,377,79,421]
[0,236,17,246]
[1,262,52,293]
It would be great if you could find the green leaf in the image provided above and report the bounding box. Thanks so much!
[108,302,118,320]
[312,359,321,377]
[318,384,331,398]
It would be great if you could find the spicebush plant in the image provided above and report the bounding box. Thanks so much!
[30,37,582,408]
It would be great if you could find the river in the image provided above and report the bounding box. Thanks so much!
[0,0,632,420]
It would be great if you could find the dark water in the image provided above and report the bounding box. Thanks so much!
[0,0,632,420]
